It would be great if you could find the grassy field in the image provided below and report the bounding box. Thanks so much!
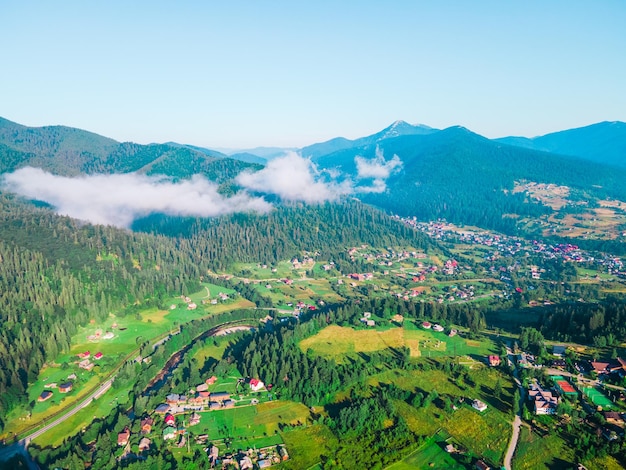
[280,424,338,469]
[191,400,311,450]
[443,406,510,465]
[388,435,468,470]
[300,325,495,362]
[512,427,576,469]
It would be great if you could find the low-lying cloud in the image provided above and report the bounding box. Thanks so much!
[1,149,403,228]
[2,167,272,228]
[236,152,351,203]
[353,147,403,193]
[355,148,403,180]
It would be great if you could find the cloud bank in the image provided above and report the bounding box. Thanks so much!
[1,150,403,228]
[2,168,272,228]
[353,147,403,193]
[236,152,351,203]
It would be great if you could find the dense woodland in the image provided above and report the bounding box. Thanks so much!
[0,194,429,423]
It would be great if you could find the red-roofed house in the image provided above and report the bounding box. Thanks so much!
[164,414,176,426]
[488,355,501,367]
[94,352,103,360]
[118,428,130,446]
[249,378,265,392]
[78,351,91,359]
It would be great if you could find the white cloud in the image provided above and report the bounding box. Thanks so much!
[2,167,272,228]
[355,147,403,180]
[236,151,351,203]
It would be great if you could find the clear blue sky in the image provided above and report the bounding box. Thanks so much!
[2,1,625,148]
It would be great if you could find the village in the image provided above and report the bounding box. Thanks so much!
[112,374,291,468]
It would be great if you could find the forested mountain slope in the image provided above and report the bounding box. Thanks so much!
[313,126,626,234]
[495,121,626,169]
[0,194,430,426]
[0,117,257,179]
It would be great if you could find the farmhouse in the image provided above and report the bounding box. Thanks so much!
[78,351,90,359]
[475,460,491,470]
[488,355,501,367]
[154,404,170,414]
[59,382,73,393]
[189,412,201,426]
[138,437,151,452]
[164,414,176,426]
[78,359,94,371]
[472,399,488,412]
[94,352,103,360]
[141,416,154,433]
[117,428,130,446]
[211,391,230,402]
[249,378,265,392]
[433,324,444,332]
[163,426,177,441]
[38,390,53,402]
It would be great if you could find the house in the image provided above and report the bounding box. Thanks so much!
[528,384,558,415]
[279,446,289,461]
[78,351,91,359]
[59,382,73,393]
[138,437,151,452]
[189,412,201,426]
[472,399,488,412]
[422,321,432,329]
[102,331,114,340]
[205,376,218,385]
[78,359,94,371]
[166,393,180,404]
[591,361,611,375]
[209,401,221,410]
[38,390,53,402]
[223,399,235,408]
[258,460,271,469]
[433,324,444,332]
[210,391,230,402]
[196,383,209,392]
[164,414,176,426]
[94,352,103,360]
[187,303,197,310]
[117,428,130,446]
[603,411,625,427]
[163,426,177,440]
[448,329,457,337]
[154,404,170,414]
[249,378,265,392]
[141,416,154,434]
[475,460,491,470]
[488,355,501,367]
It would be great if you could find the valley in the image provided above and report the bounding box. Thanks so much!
[1,117,626,469]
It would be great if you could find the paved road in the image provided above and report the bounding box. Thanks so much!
[0,378,113,464]
[503,349,525,470]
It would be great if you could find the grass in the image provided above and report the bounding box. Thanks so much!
[300,325,495,362]
[280,424,338,469]
[442,406,510,465]
[512,427,575,469]
[192,400,310,450]
[387,435,467,470]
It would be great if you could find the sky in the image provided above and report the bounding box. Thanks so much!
[2,1,626,148]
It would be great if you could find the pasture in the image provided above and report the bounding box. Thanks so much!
[299,324,494,361]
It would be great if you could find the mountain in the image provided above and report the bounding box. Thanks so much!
[227,152,267,165]
[0,117,259,180]
[313,125,626,234]
[301,120,437,159]
[495,121,626,168]
[222,146,296,160]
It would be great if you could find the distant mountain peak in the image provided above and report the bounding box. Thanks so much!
[376,120,434,140]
